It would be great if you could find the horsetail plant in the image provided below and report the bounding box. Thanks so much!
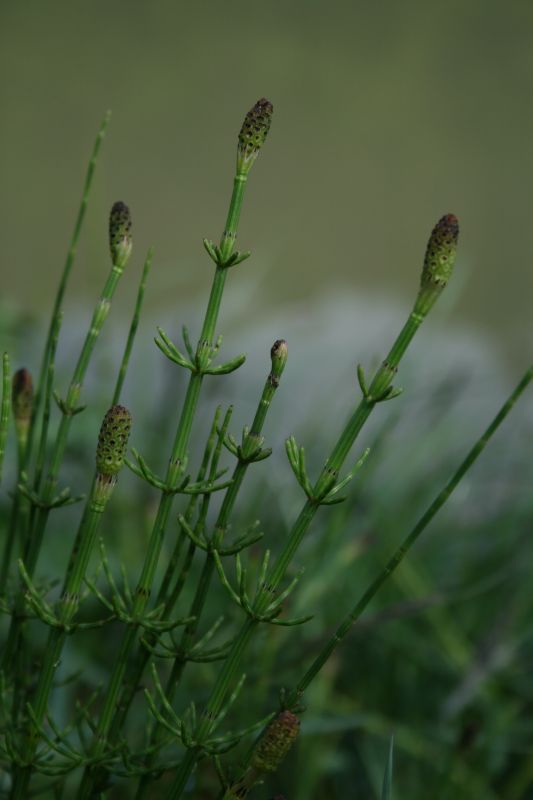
[1,200,132,679]
[9,405,132,798]
[222,711,300,799]
[133,339,289,797]
[0,353,11,487]
[3,114,112,599]
[112,248,154,405]
[75,97,274,800]
[0,369,33,593]
[0,99,531,800]
[11,369,33,463]
[223,363,533,795]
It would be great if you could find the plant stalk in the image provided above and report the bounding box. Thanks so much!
[226,364,533,797]
[75,151,252,800]
[167,306,432,797]
[289,364,533,702]
[135,343,287,797]
[24,111,111,476]
[0,352,11,486]
[2,254,128,676]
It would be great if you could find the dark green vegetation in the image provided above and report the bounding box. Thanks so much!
[0,99,532,800]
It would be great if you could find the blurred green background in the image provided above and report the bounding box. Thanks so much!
[2,2,533,799]
[2,0,533,365]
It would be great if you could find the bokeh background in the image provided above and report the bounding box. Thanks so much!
[2,2,533,799]
[2,0,533,363]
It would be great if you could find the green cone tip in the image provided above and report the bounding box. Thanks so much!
[237,98,273,173]
[109,201,133,268]
[270,339,288,382]
[251,710,300,773]
[12,368,33,422]
[421,213,459,290]
[96,404,132,477]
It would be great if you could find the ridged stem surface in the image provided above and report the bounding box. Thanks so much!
[75,163,250,800]
[168,308,425,797]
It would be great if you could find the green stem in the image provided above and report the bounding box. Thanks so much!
[2,318,61,597]
[112,248,153,405]
[167,307,429,797]
[107,407,223,744]
[219,175,247,264]
[75,161,250,800]
[256,312,421,600]
[327,311,421,475]
[75,395,200,799]
[9,474,115,799]
[2,259,126,676]
[134,347,286,798]
[33,313,62,499]
[24,111,110,476]
[229,365,533,797]
[0,492,22,596]
[173,347,285,683]
[0,352,10,486]
[289,364,533,702]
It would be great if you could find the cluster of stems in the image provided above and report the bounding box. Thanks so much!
[0,99,530,800]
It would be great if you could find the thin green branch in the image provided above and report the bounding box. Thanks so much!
[228,366,533,797]
[2,201,132,677]
[75,100,272,800]
[288,364,533,702]
[166,215,460,798]
[25,110,111,474]
[9,406,131,798]
[0,352,11,486]
[112,247,154,404]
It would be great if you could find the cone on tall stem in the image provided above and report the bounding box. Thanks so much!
[10,405,131,799]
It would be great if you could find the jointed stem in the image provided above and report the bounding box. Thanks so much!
[0,352,11,486]
[75,154,252,800]
[290,363,533,700]
[170,343,286,685]
[112,248,153,405]
[33,314,62,500]
[108,412,222,741]
[167,308,428,797]
[24,111,110,476]
[8,405,131,797]
[30,262,125,570]
[135,346,286,797]
[265,311,422,595]
[2,259,127,676]
[228,365,533,797]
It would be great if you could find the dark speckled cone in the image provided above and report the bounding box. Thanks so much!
[96,405,132,477]
[421,214,459,289]
[251,711,300,773]
[237,98,273,174]
[415,214,459,316]
[109,201,132,268]
[12,368,33,423]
